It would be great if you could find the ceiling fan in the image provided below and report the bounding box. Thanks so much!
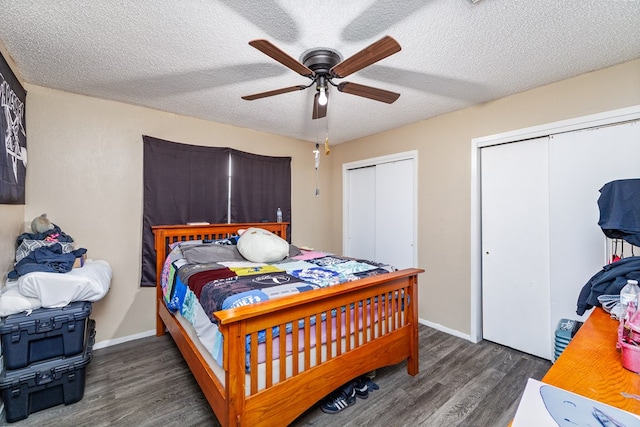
[241,36,401,119]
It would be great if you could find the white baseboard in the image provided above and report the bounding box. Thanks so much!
[93,329,156,350]
[419,317,472,342]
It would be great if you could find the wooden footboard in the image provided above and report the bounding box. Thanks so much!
[153,223,423,427]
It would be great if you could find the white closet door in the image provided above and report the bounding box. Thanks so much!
[481,137,552,359]
[346,166,376,261]
[375,159,415,269]
[549,120,640,329]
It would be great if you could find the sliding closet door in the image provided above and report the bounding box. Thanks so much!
[481,137,552,360]
[346,166,376,262]
[375,160,415,269]
[549,120,640,329]
[481,119,640,361]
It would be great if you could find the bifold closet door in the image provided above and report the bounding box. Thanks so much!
[481,137,552,360]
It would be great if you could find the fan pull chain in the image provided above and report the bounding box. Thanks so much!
[314,143,320,196]
[324,120,330,155]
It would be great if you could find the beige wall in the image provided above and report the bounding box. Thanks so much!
[0,206,23,283]
[330,59,640,336]
[22,86,333,346]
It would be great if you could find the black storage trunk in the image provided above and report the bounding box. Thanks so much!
[0,301,92,370]
[0,320,94,423]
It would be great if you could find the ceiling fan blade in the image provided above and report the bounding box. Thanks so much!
[312,92,327,119]
[249,39,314,77]
[330,35,401,78]
[337,82,400,104]
[242,85,307,100]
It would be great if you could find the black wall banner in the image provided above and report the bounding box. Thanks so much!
[0,51,26,204]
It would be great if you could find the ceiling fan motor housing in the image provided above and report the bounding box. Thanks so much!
[301,49,342,77]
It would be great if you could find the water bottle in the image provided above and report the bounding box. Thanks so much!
[620,279,640,320]
[276,208,283,223]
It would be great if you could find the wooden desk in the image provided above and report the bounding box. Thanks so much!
[542,308,640,415]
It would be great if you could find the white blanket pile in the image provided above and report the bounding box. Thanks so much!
[0,259,112,317]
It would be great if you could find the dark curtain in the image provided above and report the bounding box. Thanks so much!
[230,149,291,240]
[141,136,230,287]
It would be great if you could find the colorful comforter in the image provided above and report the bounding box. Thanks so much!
[160,238,395,370]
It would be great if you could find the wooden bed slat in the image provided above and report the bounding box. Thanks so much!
[265,328,273,388]
[315,313,322,366]
[278,322,287,383]
[250,331,258,394]
[292,320,299,376]
[304,317,311,371]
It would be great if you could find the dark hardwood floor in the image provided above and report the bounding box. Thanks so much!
[0,324,551,427]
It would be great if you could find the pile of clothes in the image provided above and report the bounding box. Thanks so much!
[576,179,640,315]
[8,215,87,279]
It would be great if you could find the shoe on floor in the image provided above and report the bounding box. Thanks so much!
[320,383,357,414]
[354,376,369,399]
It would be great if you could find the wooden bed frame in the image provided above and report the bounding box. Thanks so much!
[153,222,423,426]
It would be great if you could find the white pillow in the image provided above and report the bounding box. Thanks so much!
[0,282,42,317]
[237,227,289,263]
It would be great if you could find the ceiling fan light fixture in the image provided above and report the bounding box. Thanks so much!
[316,75,328,106]
[318,87,328,106]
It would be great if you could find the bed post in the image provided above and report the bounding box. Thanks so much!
[222,321,246,426]
[153,227,166,336]
[407,274,420,376]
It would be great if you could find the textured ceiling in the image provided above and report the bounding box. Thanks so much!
[0,0,639,144]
